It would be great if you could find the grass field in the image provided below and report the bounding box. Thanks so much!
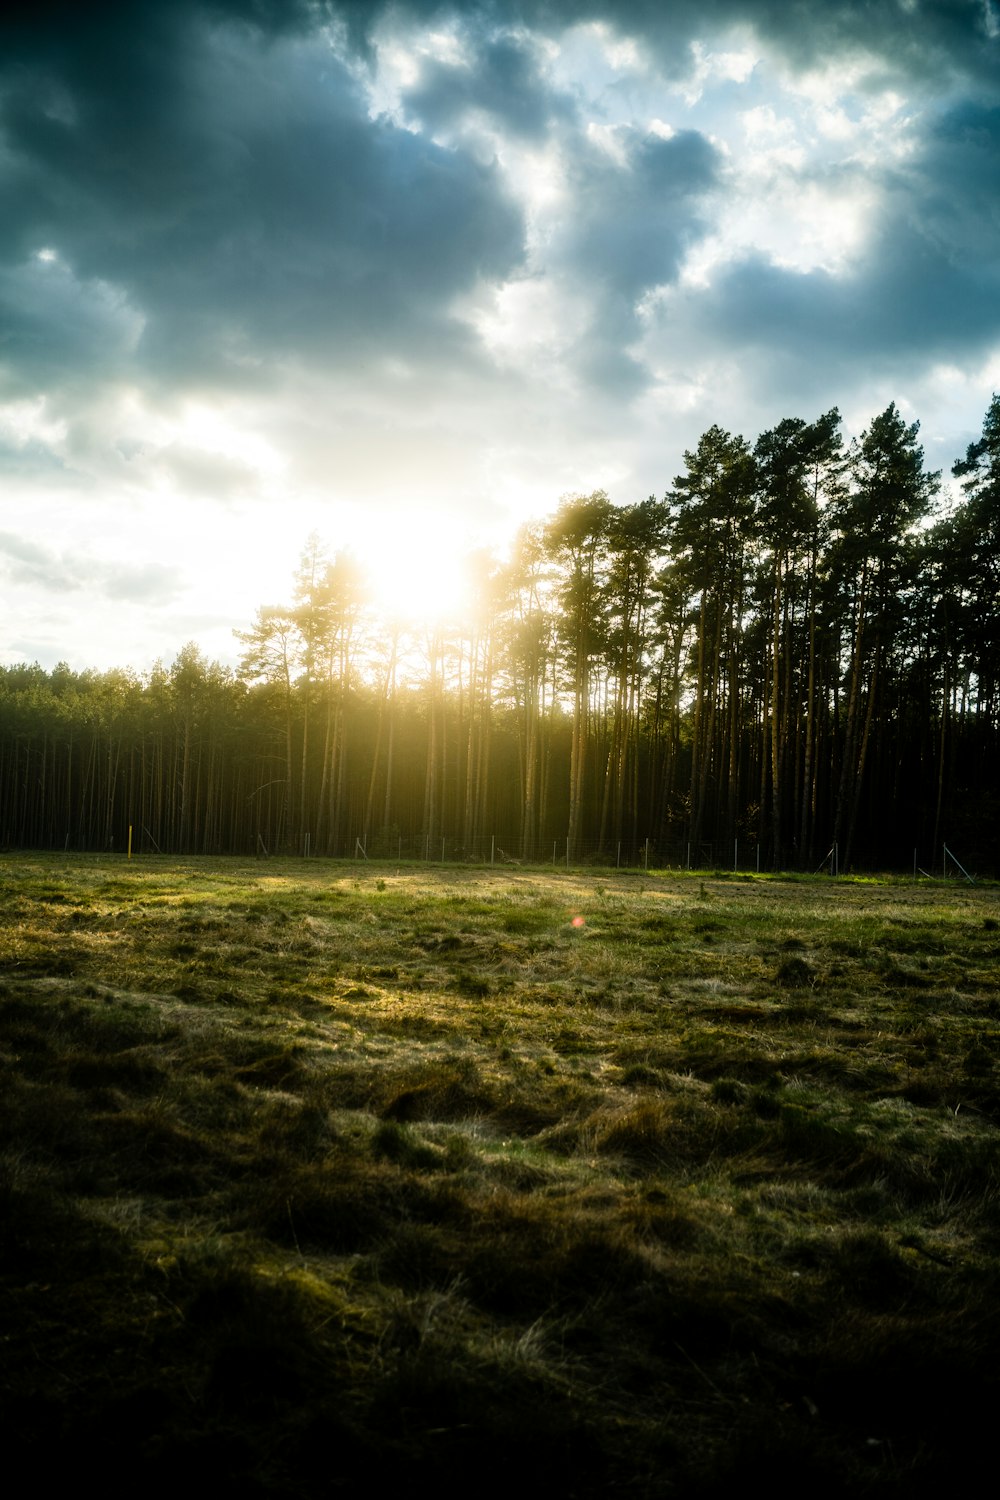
[1,853,998,1495]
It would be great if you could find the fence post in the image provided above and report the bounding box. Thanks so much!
[566,837,570,869]
[644,837,649,871]
[944,843,975,883]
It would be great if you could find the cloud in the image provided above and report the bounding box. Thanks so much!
[1,0,994,412]
[0,10,526,398]
[639,89,1000,409]
[342,1,997,89]
[0,530,181,603]
[915,99,1000,264]
[401,30,574,138]
[1,0,999,672]
[547,126,720,392]
[153,444,268,500]
[563,129,720,295]
[0,254,143,394]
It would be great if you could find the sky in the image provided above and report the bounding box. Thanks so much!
[2,0,1000,671]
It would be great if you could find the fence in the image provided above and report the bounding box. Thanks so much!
[332,834,989,880]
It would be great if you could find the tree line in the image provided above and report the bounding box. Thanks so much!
[3,398,999,873]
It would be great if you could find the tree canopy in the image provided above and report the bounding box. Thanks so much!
[2,399,996,873]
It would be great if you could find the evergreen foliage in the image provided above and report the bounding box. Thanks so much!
[2,400,996,872]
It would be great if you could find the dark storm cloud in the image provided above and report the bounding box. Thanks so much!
[711,0,997,82]
[402,31,574,138]
[393,4,722,393]
[0,1,525,395]
[9,0,984,110]
[663,92,1000,393]
[915,100,1000,263]
[679,244,996,374]
[1,0,998,413]
[338,0,996,83]
[0,256,141,393]
[355,0,1000,399]
[564,130,719,298]
[556,127,721,392]
[120,64,525,384]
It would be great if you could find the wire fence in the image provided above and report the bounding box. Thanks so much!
[59,821,990,881]
[332,833,990,882]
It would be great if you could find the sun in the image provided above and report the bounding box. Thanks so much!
[351,508,479,630]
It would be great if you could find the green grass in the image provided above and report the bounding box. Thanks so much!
[1,853,998,1494]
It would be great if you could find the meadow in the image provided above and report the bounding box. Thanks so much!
[1,853,998,1495]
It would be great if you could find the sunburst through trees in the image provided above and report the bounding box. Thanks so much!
[2,400,997,873]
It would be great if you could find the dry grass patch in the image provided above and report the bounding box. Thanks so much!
[1,854,998,1493]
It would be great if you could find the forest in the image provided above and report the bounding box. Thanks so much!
[3,397,999,874]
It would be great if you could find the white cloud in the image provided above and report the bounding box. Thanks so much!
[680,35,759,105]
[0,397,67,449]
